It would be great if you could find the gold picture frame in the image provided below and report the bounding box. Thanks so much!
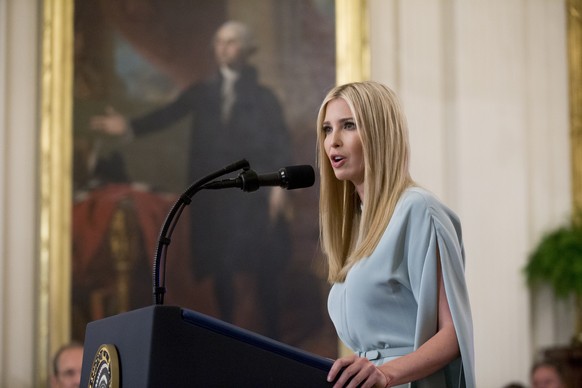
[37,0,369,385]
[38,0,74,386]
[568,0,582,210]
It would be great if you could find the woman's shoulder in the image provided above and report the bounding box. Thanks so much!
[397,187,458,221]
[399,186,439,209]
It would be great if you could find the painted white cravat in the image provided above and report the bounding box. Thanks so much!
[220,66,239,123]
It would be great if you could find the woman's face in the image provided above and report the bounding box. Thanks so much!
[322,98,365,198]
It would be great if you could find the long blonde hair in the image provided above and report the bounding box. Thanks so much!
[316,81,414,283]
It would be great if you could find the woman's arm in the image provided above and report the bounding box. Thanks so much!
[377,249,460,386]
[327,249,460,388]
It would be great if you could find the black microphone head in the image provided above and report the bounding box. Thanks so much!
[282,165,315,190]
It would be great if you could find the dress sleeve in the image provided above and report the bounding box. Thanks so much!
[403,192,476,387]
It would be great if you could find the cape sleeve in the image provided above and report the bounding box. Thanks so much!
[404,192,476,388]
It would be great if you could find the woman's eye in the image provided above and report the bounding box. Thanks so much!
[322,125,332,134]
[344,121,356,130]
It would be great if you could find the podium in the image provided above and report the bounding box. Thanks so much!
[80,305,334,387]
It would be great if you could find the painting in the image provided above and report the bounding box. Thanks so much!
[39,0,370,383]
[72,0,335,350]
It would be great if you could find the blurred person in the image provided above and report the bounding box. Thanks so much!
[51,342,84,388]
[531,360,567,388]
[502,383,526,388]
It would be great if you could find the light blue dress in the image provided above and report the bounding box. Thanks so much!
[328,187,475,388]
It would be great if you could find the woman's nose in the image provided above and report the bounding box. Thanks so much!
[329,129,341,146]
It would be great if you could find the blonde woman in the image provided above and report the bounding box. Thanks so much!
[317,81,475,387]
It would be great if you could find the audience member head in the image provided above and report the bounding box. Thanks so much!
[502,383,526,388]
[531,360,566,388]
[51,342,84,388]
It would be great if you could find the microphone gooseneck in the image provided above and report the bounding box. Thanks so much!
[153,159,250,305]
[152,160,315,306]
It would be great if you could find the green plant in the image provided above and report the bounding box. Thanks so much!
[525,213,582,344]
[525,213,582,298]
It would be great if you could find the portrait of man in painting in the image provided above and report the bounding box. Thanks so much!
[70,0,337,358]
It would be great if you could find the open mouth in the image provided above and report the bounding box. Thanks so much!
[330,155,346,168]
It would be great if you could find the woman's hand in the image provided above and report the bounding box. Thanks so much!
[327,354,389,388]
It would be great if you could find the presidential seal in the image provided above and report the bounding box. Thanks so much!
[88,344,120,388]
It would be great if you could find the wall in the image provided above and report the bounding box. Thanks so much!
[370,0,572,386]
[0,0,39,387]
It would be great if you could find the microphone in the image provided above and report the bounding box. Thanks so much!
[204,165,315,192]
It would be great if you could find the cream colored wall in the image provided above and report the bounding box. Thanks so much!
[370,0,572,386]
[0,0,39,387]
[0,0,574,386]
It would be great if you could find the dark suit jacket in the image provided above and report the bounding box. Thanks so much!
[130,65,292,276]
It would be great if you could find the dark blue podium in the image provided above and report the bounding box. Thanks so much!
[80,305,334,387]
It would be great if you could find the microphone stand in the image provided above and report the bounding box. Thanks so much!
[153,159,250,305]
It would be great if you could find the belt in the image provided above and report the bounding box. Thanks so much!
[356,346,414,361]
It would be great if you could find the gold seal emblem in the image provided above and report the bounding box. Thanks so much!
[88,344,120,388]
